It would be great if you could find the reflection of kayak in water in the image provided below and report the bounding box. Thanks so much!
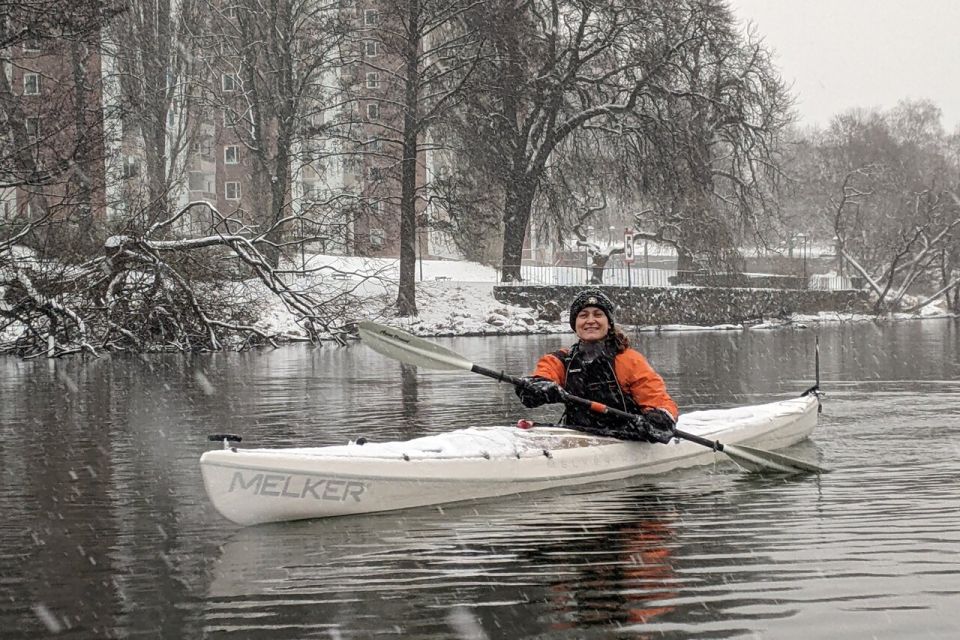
[206,483,681,633]
[200,394,819,525]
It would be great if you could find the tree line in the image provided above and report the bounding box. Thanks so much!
[2,0,960,357]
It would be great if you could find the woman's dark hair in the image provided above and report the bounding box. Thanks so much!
[607,327,630,353]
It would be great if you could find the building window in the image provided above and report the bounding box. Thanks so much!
[24,73,40,95]
[225,181,241,200]
[364,10,378,26]
[366,103,380,120]
[221,73,238,92]
[365,41,379,57]
[121,156,139,179]
[189,171,215,193]
[22,41,41,53]
[224,145,239,164]
[224,6,237,18]
[365,72,379,89]
[192,139,213,157]
[369,228,385,247]
[368,166,383,181]
[25,117,40,139]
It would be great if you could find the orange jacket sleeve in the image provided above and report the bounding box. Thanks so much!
[531,351,567,385]
[614,349,679,420]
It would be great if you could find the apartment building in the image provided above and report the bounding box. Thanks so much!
[3,37,106,222]
[168,1,431,258]
[4,1,440,261]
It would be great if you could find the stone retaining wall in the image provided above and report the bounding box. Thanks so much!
[494,285,871,326]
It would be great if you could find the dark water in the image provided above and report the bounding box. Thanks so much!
[2,320,959,639]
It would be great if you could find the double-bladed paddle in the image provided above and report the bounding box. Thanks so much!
[357,320,826,474]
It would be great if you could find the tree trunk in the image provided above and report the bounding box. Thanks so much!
[396,0,421,316]
[589,254,610,284]
[143,0,172,225]
[264,135,290,268]
[499,177,536,282]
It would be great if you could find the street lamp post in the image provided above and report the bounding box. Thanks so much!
[644,238,650,285]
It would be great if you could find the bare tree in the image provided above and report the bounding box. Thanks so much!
[567,194,624,284]
[0,1,116,51]
[198,0,348,266]
[0,2,115,194]
[353,0,483,315]
[444,0,729,282]
[0,0,125,275]
[622,13,792,274]
[1,198,384,358]
[808,103,960,312]
[105,0,205,225]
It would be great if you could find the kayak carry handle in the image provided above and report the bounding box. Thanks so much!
[208,434,242,443]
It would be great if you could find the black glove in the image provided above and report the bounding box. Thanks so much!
[515,377,564,408]
[636,408,677,444]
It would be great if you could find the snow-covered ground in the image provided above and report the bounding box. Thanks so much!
[256,254,953,340]
[255,254,573,338]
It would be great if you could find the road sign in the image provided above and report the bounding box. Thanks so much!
[623,230,635,264]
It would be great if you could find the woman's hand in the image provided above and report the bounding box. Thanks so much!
[516,377,564,408]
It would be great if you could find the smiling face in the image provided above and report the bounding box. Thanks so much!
[574,306,610,343]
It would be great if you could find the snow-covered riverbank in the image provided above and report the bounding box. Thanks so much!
[255,255,953,340]
[254,257,574,338]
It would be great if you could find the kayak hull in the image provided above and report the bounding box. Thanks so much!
[200,395,819,526]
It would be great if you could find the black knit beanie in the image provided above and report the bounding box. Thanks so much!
[568,289,615,330]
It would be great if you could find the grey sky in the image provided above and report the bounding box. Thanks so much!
[728,0,960,131]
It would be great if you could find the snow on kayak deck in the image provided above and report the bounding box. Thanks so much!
[252,427,617,461]
[679,396,812,437]
[237,397,814,462]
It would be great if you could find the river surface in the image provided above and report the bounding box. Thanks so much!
[1,320,959,639]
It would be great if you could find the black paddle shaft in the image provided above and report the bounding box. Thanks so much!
[470,364,719,450]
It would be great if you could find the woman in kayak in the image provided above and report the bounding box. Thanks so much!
[516,288,679,443]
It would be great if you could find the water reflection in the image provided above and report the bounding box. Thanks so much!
[199,467,853,640]
[400,362,419,423]
[203,481,686,639]
[536,511,678,632]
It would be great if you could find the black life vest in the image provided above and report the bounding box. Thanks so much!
[552,342,642,437]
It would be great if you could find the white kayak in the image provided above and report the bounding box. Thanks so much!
[200,394,820,526]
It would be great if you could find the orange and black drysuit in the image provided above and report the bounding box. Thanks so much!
[528,342,678,438]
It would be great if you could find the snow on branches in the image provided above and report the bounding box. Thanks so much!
[1,201,369,358]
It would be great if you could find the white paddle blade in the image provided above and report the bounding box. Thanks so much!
[723,443,827,474]
[358,321,474,372]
